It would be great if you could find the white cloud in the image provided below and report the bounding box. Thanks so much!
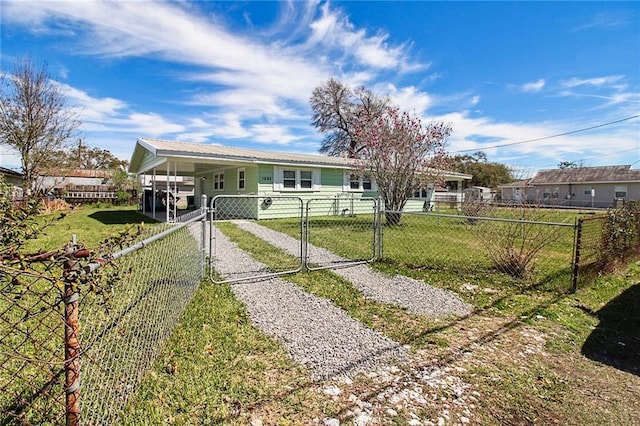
[559,75,640,109]
[572,12,632,33]
[306,2,421,72]
[1,0,427,151]
[379,84,434,115]
[434,111,640,169]
[249,124,302,145]
[561,75,625,88]
[521,79,545,93]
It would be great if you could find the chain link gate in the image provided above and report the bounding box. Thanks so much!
[208,195,380,284]
[305,197,380,270]
[208,195,305,284]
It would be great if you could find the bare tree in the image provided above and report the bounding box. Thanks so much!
[310,78,389,157]
[0,57,81,195]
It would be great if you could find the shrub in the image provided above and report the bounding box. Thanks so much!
[459,198,490,224]
[470,204,572,279]
[599,201,640,268]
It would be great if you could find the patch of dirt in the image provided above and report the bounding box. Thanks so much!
[306,312,640,425]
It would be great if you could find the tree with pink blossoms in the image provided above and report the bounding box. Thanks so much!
[353,106,451,225]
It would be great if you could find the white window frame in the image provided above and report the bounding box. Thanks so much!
[213,172,224,191]
[543,187,559,199]
[412,184,434,199]
[237,168,246,191]
[584,186,593,195]
[273,167,320,191]
[343,172,377,192]
[413,188,430,199]
[614,185,627,198]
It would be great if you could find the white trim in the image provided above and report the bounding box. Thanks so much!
[213,171,225,191]
[237,167,246,191]
[273,166,321,192]
[343,172,377,192]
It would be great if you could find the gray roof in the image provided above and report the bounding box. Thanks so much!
[0,166,22,177]
[497,179,532,188]
[129,138,472,180]
[137,138,352,168]
[529,165,640,185]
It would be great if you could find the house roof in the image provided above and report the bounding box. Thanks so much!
[0,166,23,178]
[130,138,352,174]
[129,138,472,180]
[41,168,112,178]
[497,179,532,188]
[529,165,640,185]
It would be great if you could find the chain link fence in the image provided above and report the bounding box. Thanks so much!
[1,211,207,425]
[3,197,638,423]
[209,195,304,284]
[1,259,67,425]
[208,195,380,282]
[381,207,578,291]
[574,211,640,289]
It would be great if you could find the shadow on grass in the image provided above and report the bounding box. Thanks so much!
[581,283,640,376]
[89,210,158,225]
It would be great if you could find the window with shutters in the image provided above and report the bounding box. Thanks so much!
[274,167,320,191]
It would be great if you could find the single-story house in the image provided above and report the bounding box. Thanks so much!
[128,138,472,220]
[498,165,640,208]
[0,166,24,199]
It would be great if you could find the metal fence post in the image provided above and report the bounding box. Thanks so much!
[571,218,583,293]
[302,201,309,270]
[63,236,81,426]
[201,194,208,279]
[377,196,384,260]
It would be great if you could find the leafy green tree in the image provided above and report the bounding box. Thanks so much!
[47,142,128,170]
[450,151,513,188]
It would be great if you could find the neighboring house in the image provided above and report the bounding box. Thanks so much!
[498,165,640,208]
[497,179,533,204]
[37,169,117,201]
[128,138,472,219]
[0,166,24,199]
[139,174,195,209]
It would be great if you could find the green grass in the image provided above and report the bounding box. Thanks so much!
[27,204,156,252]
[121,281,335,425]
[260,210,579,313]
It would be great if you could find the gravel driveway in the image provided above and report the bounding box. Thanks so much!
[232,220,471,317]
[211,227,407,380]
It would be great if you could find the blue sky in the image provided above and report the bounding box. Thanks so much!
[1,1,639,176]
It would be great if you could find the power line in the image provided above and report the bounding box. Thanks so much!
[452,114,640,153]
[528,146,640,169]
